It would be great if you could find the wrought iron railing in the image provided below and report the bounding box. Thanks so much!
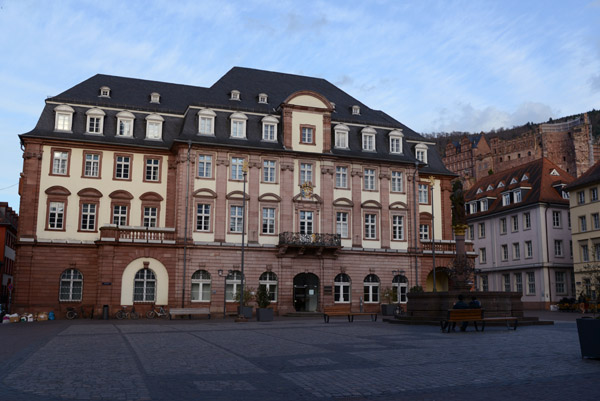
[278,232,341,247]
[99,225,176,243]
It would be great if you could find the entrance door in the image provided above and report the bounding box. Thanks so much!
[293,273,319,312]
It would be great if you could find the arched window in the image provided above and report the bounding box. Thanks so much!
[393,275,408,304]
[334,273,351,303]
[259,272,278,302]
[59,269,83,301]
[363,274,380,303]
[191,270,211,302]
[225,270,243,302]
[134,269,156,302]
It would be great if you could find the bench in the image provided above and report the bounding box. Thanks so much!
[322,305,378,323]
[169,307,211,320]
[440,309,518,332]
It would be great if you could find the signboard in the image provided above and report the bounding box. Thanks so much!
[323,286,333,295]
[102,282,112,286]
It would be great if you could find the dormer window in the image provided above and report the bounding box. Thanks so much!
[116,111,135,137]
[145,114,164,140]
[331,102,336,111]
[476,188,483,194]
[498,181,505,188]
[352,105,361,115]
[415,143,428,163]
[197,108,216,135]
[230,112,247,138]
[514,189,522,203]
[230,90,240,101]
[150,92,160,104]
[258,93,268,104]
[480,199,488,211]
[99,86,111,98]
[261,115,278,141]
[334,124,350,149]
[550,169,559,176]
[361,127,376,151]
[85,108,105,134]
[502,193,510,206]
[510,178,518,184]
[521,173,528,181]
[389,130,403,154]
[54,104,74,132]
[487,184,494,191]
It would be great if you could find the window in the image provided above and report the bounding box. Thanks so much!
[116,111,135,137]
[568,211,571,229]
[594,243,600,261]
[419,224,429,240]
[552,211,561,228]
[262,115,278,141]
[591,188,598,202]
[191,270,211,302]
[230,206,244,233]
[336,166,348,188]
[389,131,403,154]
[364,169,376,191]
[511,215,519,232]
[418,184,429,203]
[364,213,377,239]
[52,150,69,175]
[259,272,278,302]
[524,212,531,229]
[580,216,588,232]
[198,155,213,178]
[578,191,585,204]
[145,114,163,140]
[393,275,408,303]
[80,203,96,231]
[362,131,375,151]
[83,153,100,178]
[334,273,351,303]
[301,126,314,144]
[115,155,131,180]
[262,207,275,234]
[479,248,487,263]
[391,171,403,192]
[480,199,488,212]
[196,204,211,231]
[198,109,216,135]
[478,223,485,238]
[501,244,509,261]
[481,275,489,292]
[99,86,111,97]
[555,271,566,294]
[300,163,313,184]
[352,105,360,115]
[502,193,510,206]
[231,157,245,180]
[363,274,380,303]
[145,157,160,182]
[554,239,563,257]
[334,124,349,149]
[514,273,523,293]
[592,213,600,230]
[150,92,160,103]
[500,218,507,234]
[112,205,128,226]
[225,271,243,302]
[258,93,268,104]
[468,224,474,240]
[54,104,74,132]
[86,108,105,134]
[415,143,428,163]
[526,272,536,295]
[514,189,522,203]
[392,215,404,240]
[230,112,247,138]
[582,244,590,262]
[143,207,158,228]
[59,269,83,302]
[230,90,240,100]
[513,243,520,259]
[134,269,156,302]
[263,160,276,183]
[526,241,533,258]
[48,202,65,230]
[336,212,349,238]
[503,274,511,292]
[299,211,313,235]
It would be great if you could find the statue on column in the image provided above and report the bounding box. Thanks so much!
[448,179,473,290]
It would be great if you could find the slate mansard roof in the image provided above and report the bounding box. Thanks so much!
[20,66,453,174]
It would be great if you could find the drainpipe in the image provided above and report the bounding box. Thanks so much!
[181,141,191,308]
[413,161,419,286]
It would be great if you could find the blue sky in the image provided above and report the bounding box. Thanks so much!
[1,0,599,210]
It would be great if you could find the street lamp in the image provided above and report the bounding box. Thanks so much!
[239,161,249,318]
[428,176,437,292]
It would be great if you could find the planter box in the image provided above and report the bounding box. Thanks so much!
[237,306,253,319]
[256,308,274,322]
[576,318,600,359]
[381,304,396,316]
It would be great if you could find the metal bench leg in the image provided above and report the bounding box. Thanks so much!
[474,321,479,332]
[324,315,329,323]
[481,321,485,332]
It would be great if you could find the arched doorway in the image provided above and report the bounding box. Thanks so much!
[426,268,449,292]
[293,273,319,312]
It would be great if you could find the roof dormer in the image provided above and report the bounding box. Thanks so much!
[258,93,268,104]
[150,92,160,104]
[352,105,361,115]
[230,90,240,101]
[99,86,111,98]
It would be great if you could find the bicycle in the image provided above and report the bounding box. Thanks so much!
[115,306,139,320]
[66,307,79,320]
[146,305,168,319]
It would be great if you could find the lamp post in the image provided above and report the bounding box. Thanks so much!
[428,176,437,292]
[239,161,249,318]
[412,161,419,287]
[181,141,191,307]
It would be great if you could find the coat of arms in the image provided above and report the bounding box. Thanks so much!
[300,182,314,199]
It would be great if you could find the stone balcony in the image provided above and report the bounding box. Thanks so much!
[421,240,474,254]
[99,225,176,244]
[278,232,341,256]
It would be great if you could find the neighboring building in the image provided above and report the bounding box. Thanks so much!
[443,134,492,189]
[0,203,18,313]
[465,158,575,309]
[14,67,460,317]
[565,160,600,299]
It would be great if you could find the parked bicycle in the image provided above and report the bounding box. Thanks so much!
[66,306,88,320]
[146,305,168,319]
[115,306,139,320]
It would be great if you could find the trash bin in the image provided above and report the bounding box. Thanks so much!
[103,305,109,320]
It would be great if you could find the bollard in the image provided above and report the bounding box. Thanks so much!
[103,305,109,320]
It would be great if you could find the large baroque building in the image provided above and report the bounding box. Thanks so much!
[465,158,575,309]
[15,67,460,318]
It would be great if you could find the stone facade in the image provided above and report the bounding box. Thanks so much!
[0,202,18,311]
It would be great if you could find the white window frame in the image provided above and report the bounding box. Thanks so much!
[261,115,278,141]
[336,166,348,188]
[512,215,519,232]
[361,127,376,151]
[418,184,428,203]
[334,273,351,303]
[578,191,585,204]
[99,86,111,97]
[145,114,164,140]
[500,217,507,235]
[262,207,276,234]
[334,124,349,149]
[143,207,158,228]
[592,213,600,230]
[552,211,561,228]
[554,240,563,257]
[501,244,509,261]
[259,272,278,302]
[52,151,69,175]
[84,153,100,177]
[191,270,211,302]
[230,205,244,233]
[524,212,531,229]
[86,108,105,134]
[479,248,487,263]
[258,93,268,104]
[300,163,313,185]
[392,215,404,240]
[513,243,520,259]
[580,216,588,232]
[299,211,313,235]
[133,269,156,302]
[363,274,380,303]
[391,171,403,192]
[80,203,96,231]
[419,224,429,240]
[364,169,376,191]
[415,143,428,163]
[145,158,160,182]
[115,155,131,180]
[225,271,243,302]
[48,201,65,230]
[230,112,247,139]
[364,213,377,239]
[478,222,485,238]
[591,187,598,202]
[526,272,536,295]
[196,204,211,231]
[231,157,245,180]
[393,275,408,303]
[59,269,83,302]
[389,130,403,154]
[54,104,74,132]
[198,109,216,135]
[198,155,212,178]
[336,211,349,238]
[112,205,128,226]
[263,160,276,183]
[555,271,566,294]
[116,111,135,137]
[502,193,510,206]
[514,189,522,203]
[525,240,533,258]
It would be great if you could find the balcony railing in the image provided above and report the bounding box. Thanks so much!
[99,225,176,244]
[421,240,474,253]
[278,232,341,247]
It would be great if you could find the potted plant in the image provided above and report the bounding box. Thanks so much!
[576,262,600,358]
[380,287,396,316]
[235,287,254,319]
[255,285,274,322]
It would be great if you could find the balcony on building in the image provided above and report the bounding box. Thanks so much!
[278,232,342,256]
[99,225,176,244]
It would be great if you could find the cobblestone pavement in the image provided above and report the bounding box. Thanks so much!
[0,315,598,401]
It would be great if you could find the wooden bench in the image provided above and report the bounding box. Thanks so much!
[322,305,378,323]
[440,309,517,332]
[169,307,211,320]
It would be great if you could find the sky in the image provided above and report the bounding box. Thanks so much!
[0,0,599,210]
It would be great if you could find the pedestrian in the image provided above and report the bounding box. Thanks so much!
[451,294,469,331]
[469,296,481,309]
